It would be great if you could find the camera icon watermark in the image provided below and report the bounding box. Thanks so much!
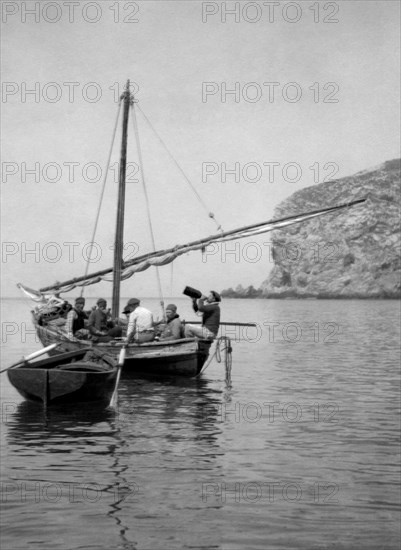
[1,241,140,265]
[1,81,139,104]
[201,240,342,265]
[202,81,339,103]
[1,2,140,24]
[202,161,339,184]
[201,480,340,504]
[201,2,340,24]
[1,480,140,504]
[202,401,340,424]
[1,161,140,184]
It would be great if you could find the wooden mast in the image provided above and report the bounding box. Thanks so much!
[112,80,131,318]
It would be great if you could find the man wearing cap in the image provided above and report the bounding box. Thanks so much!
[124,298,155,343]
[157,304,183,341]
[66,297,90,341]
[88,298,122,342]
[184,291,221,340]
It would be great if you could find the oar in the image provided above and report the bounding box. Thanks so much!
[0,343,59,374]
[109,346,127,408]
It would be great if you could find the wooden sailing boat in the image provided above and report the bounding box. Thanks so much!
[18,81,365,377]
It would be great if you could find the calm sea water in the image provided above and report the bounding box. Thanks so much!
[1,297,400,550]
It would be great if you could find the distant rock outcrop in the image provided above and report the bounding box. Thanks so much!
[221,284,263,299]
[260,159,400,298]
[222,159,400,299]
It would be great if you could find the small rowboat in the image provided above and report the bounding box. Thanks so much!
[7,348,118,406]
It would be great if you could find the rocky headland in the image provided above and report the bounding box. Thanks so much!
[221,159,400,299]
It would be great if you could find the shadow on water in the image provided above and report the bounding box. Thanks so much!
[4,400,140,549]
[6,400,116,438]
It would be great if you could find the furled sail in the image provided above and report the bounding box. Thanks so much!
[18,199,365,297]
[17,283,65,307]
[17,284,52,303]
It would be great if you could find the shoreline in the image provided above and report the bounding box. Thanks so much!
[220,291,401,300]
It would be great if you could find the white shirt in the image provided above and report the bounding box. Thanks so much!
[127,306,154,339]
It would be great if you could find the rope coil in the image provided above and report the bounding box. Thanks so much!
[197,336,232,377]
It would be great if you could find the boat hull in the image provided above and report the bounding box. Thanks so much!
[7,349,117,406]
[34,320,212,378]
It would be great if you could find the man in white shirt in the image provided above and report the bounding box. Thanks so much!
[123,298,155,343]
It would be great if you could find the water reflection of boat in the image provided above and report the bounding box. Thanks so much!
[4,399,117,447]
[6,375,226,448]
[5,376,226,548]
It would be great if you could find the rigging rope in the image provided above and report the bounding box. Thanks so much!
[80,100,123,297]
[170,262,174,297]
[136,104,224,234]
[197,336,233,377]
[130,102,165,319]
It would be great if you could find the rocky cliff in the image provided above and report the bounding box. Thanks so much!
[222,159,400,299]
[261,159,400,298]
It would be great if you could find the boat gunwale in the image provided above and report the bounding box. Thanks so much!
[33,315,210,350]
[9,365,116,374]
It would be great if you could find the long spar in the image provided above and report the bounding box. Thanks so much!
[37,198,366,294]
[111,81,131,318]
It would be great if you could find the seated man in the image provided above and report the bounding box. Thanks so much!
[124,298,155,343]
[66,297,90,340]
[157,304,183,341]
[184,291,221,340]
[88,298,122,342]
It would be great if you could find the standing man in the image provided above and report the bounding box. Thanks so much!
[66,297,90,340]
[184,291,221,340]
[124,298,155,343]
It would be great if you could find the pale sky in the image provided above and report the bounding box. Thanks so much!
[1,0,400,299]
